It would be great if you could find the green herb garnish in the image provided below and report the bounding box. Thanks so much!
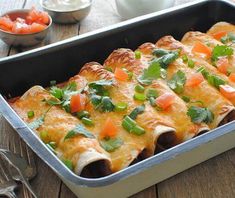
[135,84,145,93]
[182,96,190,103]
[100,137,123,152]
[81,117,94,126]
[168,70,186,94]
[137,61,161,85]
[135,50,142,59]
[114,102,128,112]
[187,106,214,124]
[211,45,233,63]
[62,159,73,170]
[221,33,235,44]
[146,88,158,99]
[133,92,146,101]
[188,59,195,68]
[64,124,95,140]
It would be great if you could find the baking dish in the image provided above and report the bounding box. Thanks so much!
[0,0,234,197]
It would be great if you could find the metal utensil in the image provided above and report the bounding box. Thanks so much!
[0,149,38,198]
[0,158,18,198]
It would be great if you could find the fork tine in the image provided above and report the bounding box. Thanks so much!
[0,157,11,182]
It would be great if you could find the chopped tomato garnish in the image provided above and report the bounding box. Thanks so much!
[114,68,129,81]
[0,7,49,34]
[219,85,235,99]
[70,94,86,113]
[100,118,118,139]
[155,93,175,110]
[185,73,204,87]
[192,41,212,58]
[0,16,13,31]
[216,57,229,74]
[212,31,227,40]
[229,73,235,83]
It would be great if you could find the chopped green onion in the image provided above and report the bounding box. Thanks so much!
[133,93,146,101]
[146,88,158,99]
[181,96,190,103]
[62,159,73,170]
[27,111,34,119]
[129,105,145,120]
[135,84,145,93]
[152,49,169,56]
[188,59,195,68]
[115,102,128,112]
[135,50,141,59]
[40,131,48,142]
[77,110,90,119]
[131,125,145,135]
[182,54,188,62]
[81,117,94,126]
[122,116,145,135]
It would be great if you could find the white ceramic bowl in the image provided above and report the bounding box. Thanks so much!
[115,0,175,19]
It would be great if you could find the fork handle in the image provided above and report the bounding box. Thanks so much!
[6,191,17,198]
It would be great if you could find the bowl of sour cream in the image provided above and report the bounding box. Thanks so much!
[40,0,92,24]
[115,0,175,19]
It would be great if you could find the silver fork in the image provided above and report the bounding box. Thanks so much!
[0,158,18,198]
[10,134,37,198]
[0,149,38,198]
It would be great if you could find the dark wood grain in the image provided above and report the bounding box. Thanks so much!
[1,0,235,198]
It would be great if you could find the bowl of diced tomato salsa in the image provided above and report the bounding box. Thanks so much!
[0,7,52,47]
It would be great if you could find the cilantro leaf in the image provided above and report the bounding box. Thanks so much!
[156,51,179,68]
[50,86,64,100]
[207,74,226,89]
[211,45,233,62]
[221,33,235,44]
[64,124,95,140]
[100,137,123,152]
[129,105,145,120]
[137,61,161,85]
[43,98,63,106]
[89,80,113,96]
[168,70,186,94]
[187,106,214,124]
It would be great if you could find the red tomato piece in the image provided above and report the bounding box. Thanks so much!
[0,16,14,31]
[216,57,229,74]
[212,31,227,40]
[70,94,86,113]
[100,118,118,139]
[192,41,212,58]
[29,22,46,33]
[229,73,235,83]
[155,93,175,110]
[114,68,129,81]
[219,85,235,99]
[185,73,204,87]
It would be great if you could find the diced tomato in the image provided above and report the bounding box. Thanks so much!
[114,68,129,81]
[12,22,30,34]
[216,57,229,74]
[27,7,49,25]
[100,118,118,139]
[186,73,204,87]
[155,93,175,110]
[229,73,235,83]
[212,31,227,40]
[70,94,86,113]
[30,22,46,33]
[219,85,235,99]
[192,41,212,58]
[0,16,13,31]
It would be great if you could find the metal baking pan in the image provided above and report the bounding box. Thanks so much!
[0,0,235,197]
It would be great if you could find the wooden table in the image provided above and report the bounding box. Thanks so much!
[0,0,235,197]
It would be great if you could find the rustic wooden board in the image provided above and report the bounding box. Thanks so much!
[0,0,235,198]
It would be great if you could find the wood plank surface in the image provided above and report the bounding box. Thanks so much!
[0,0,235,198]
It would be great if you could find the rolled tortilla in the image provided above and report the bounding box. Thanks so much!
[156,36,235,105]
[78,62,176,170]
[150,39,235,128]
[104,49,208,144]
[181,31,235,73]
[10,86,112,178]
[207,22,235,39]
